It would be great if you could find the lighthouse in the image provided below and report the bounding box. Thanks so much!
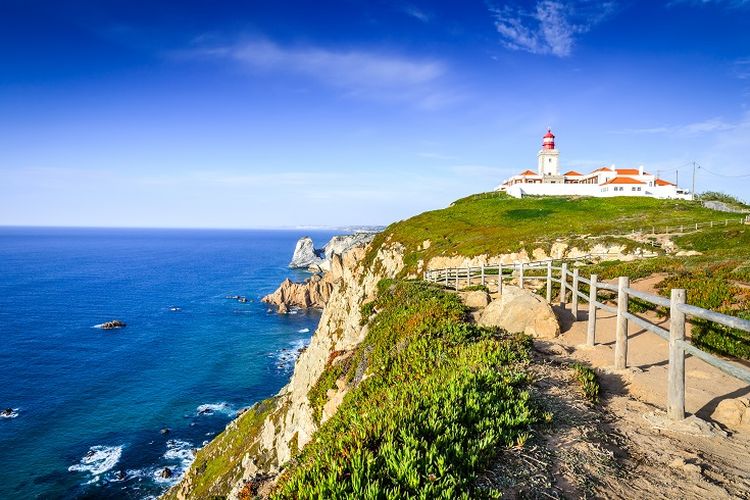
[537,129,560,176]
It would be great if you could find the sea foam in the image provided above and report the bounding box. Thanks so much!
[196,402,235,416]
[68,445,123,477]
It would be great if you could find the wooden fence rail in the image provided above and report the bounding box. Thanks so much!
[425,260,750,421]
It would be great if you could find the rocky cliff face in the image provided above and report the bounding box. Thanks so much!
[261,274,334,311]
[164,238,405,499]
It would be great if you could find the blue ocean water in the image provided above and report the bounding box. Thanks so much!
[0,227,335,499]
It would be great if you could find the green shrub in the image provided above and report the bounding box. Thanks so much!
[273,280,540,499]
[572,363,600,403]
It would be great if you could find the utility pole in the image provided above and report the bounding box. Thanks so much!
[676,169,679,187]
[691,162,697,201]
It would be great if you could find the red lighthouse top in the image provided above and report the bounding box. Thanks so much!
[542,129,555,150]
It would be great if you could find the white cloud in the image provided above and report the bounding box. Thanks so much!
[488,0,617,57]
[614,117,737,136]
[179,39,454,108]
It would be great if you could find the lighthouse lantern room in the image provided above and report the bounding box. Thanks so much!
[537,129,560,176]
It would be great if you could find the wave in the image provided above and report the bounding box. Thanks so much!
[68,445,123,478]
[196,402,236,417]
[273,338,311,371]
[155,439,196,484]
[297,328,310,333]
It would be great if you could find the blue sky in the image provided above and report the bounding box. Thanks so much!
[1,0,749,228]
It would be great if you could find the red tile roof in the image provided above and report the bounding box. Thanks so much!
[591,166,613,173]
[518,169,538,176]
[603,176,646,185]
[615,168,643,175]
[563,170,582,176]
[655,178,675,186]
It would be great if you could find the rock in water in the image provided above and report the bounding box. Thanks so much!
[99,320,126,330]
[160,467,173,479]
[288,237,325,269]
[262,276,334,310]
[478,286,560,339]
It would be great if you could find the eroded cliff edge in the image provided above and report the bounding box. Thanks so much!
[164,237,406,499]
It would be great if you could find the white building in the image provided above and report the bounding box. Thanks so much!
[496,130,691,199]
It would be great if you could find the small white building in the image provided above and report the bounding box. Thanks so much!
[496,130,691,199]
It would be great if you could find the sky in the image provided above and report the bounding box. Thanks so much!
[1,0,749,228]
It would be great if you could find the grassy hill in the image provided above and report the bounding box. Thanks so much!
[369,193,750,359]
[369,193,744,273]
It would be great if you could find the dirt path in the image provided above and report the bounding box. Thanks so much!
[529,275,750,498]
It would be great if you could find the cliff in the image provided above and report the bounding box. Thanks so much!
[164,238,406,499]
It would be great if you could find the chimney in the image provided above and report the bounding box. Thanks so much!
[638,165,644,175]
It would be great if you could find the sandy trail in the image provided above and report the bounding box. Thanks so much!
[536,274,750,498]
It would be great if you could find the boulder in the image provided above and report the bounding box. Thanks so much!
[478,285,559,339]
[460,290,491,309]
[160,467,173,479]
[711,397,750,431]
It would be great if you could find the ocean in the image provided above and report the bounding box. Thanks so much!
[0,227,335,499]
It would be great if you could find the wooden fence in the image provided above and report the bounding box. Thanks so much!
[607,216,748,237]
[425,261,750,421]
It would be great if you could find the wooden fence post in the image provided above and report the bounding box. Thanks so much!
[695,223,698,230]
[498,263,503,295]
[559,263,568,308]
[615,276,630,370]
[546,261,552,303]
[572,268,580,321]
[668,289,687,420]
[587,274,598,346]
[519,262,525,289]
[444,269,448,287]
[466,266,470,287]
[481,264,485,286]
[455,268,459,290]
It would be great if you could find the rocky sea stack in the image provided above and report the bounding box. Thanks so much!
[288,232,376,272]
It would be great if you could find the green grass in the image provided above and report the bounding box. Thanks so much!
[272,280,541,499]
[366,193,734,276]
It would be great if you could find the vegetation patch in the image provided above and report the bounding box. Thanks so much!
[363,193,732,277]
[162,397,281,500]
[273,280,541,499]
[571,363,601,403]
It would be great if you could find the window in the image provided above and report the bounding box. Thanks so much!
[632,187,636,191]
[637,187,641,191]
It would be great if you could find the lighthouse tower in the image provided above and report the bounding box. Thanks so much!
[537,129,560,176]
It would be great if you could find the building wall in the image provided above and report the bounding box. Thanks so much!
[505,182,689,199]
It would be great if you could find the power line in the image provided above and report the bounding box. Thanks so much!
[696,164,750,178]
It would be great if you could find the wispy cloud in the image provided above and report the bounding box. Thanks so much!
[487,0,617,57]
[401,5,432,23]
[177,39,456,108]
[734,57,750,80]
[614,117,737,136]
